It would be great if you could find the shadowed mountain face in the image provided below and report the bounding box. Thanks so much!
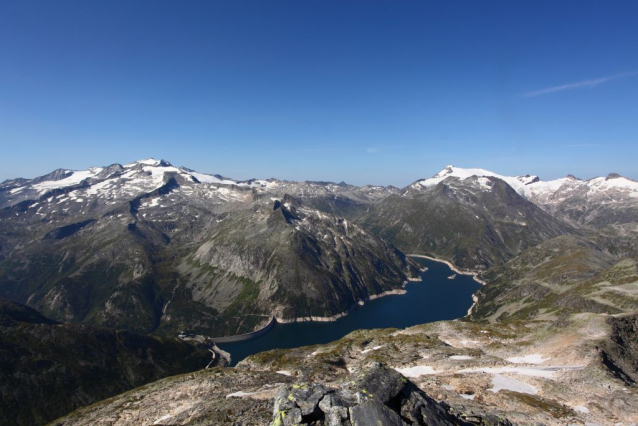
[0,298,222,426]
[358,176,574,270]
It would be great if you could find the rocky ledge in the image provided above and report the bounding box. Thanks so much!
[270,363,511,426]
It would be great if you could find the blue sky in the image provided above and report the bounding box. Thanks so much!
[1,1,637,186]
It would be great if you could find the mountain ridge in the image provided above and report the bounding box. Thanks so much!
[2,159,636,335]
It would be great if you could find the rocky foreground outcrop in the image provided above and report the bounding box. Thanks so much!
[270,364,511,426]
[51,363,513,426]
[238,315,638,426]
[602,313,638,385]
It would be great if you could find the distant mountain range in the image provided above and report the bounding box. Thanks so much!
[411,165,638,229]
[1,159,637,337]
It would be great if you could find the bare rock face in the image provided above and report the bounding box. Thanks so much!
[269,364,510,426]
[602,313,638,385]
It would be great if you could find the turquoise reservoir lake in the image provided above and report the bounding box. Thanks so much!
[218,258,480,365]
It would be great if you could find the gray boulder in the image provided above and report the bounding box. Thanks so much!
[269,363,461,426]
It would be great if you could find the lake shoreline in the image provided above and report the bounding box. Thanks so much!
[405,254,486,316]
[214,255,480,347]
[212,285,412,342]
[275,254,486,326]
[217,258,480,365]
[274,287,410,324]
[406,254,487,286]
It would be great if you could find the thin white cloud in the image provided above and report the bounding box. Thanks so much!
[523,71,638,98]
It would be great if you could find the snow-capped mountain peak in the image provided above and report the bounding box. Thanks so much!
[516,174,540,185]
[413,165,638,208]
[124,158,172,168]
[0,158,388,212]
[433,165,455,178]
[432,165,497,180]
[2,160,637,231]
[415,165,536,197]
[30,168,105,192]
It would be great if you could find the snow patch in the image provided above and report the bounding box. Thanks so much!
[459,364,583,378]
[134,158,162,166]
[476,176,492,191]
[506,354,550,364]
[394,365,437,377]
[489,375,538,395]
[190,171,237,186]
[362,345,384,354]
[32,169,102,192]
[146,198,160,208]
[153,414,173,424]
[225,391,256,398]
[418,166,533,197]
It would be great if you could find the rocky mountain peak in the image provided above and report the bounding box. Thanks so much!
[517,174,540,185]
[31,168,74,184]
